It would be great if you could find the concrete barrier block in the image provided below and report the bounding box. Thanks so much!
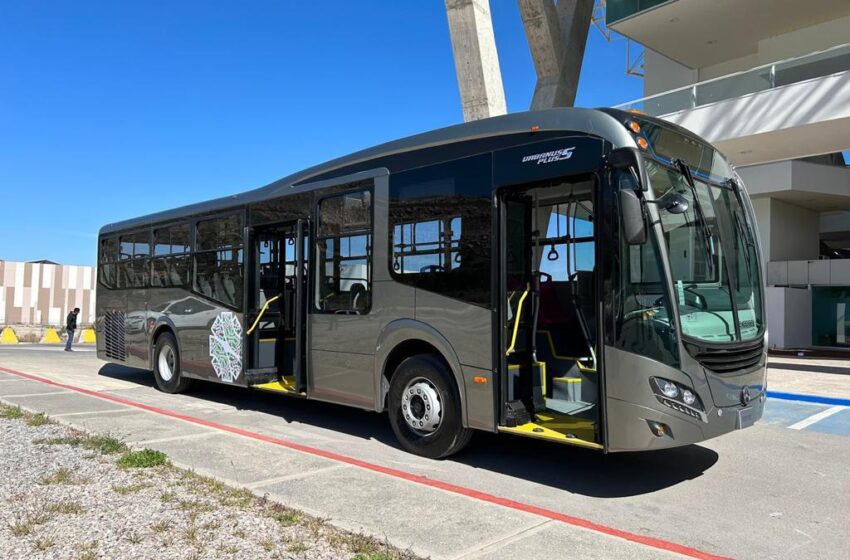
[41,328,62,344]
[0,327,19,344]
[81,329,96,344]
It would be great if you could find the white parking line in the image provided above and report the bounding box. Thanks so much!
[244,464,351,489]
[136,432,219,445]
[2,390,71,398]
[788,406,847,430]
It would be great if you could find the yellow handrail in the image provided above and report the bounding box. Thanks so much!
[506,285,530,356]
[246,294,282,335]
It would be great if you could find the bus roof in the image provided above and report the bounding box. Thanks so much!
[100,107,656,235]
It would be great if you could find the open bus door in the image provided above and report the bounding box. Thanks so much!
[244,219,308,394]
[493,136,607,450]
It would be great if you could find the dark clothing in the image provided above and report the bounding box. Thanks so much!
[66,312,77,331]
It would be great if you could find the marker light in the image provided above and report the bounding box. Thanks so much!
[637,137,649,149]
[682,390,696,406]
[628,120,641,133]
[660,380,679,398]
[647,420,671,438]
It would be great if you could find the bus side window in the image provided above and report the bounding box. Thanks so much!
[98,237,119,289]
[388,153,492,307]
[117,231,150,289]
[315,189,372,314]
[152,223,191,289]
[194,214,244,308]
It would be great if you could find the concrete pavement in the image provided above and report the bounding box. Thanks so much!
[767,355,850,399]
[1,345,849,559]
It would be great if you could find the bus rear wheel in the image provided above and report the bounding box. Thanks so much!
[388,354,472,459]
[153,332,192,394]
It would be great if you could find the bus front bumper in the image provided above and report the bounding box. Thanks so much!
[605,392,765,452]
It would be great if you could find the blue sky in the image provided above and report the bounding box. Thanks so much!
[0,1,643,266]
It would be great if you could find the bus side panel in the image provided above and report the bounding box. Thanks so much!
[414,290,494,430]
[95,284,126,363]
[124,286,149,369]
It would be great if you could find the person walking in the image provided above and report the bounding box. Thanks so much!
[65,307,80,352]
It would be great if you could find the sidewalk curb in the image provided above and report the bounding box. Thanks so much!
[768,391,850,407]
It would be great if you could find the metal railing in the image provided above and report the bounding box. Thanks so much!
[615,43,850,116]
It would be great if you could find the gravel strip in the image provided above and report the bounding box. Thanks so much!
[0,404,416,560]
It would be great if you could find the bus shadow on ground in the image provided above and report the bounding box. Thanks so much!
[99,363,719,499]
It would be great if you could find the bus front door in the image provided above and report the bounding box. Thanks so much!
[245,219,308,393]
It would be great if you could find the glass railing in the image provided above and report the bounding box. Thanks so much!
[615,43,850,116]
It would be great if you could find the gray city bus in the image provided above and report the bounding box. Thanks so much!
[96,108,767,458]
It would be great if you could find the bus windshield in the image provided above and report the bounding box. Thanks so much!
[646,159,763,343]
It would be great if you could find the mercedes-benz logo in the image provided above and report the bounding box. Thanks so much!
[741,386,751,406]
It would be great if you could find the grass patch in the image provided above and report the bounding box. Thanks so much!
[128,531,143,545]
[0,404,24,420]
[112,482,151,495]
[159,491,177,503]
[178,499,215,514]
[35,537,54,551]
[32,432,126,456]
[86,434,127,455]
[268,506,303,527]
[8,512,51,537]
[183,524,199,544]
[151,520,171,534]
[26,412,54,426]
[39,468,79,485]
[33,435,86,447]
[286,539,308,553]
[117,448,168,469]
[45,500,86,515]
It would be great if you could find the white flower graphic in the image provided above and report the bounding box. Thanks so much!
[209,312,243,383]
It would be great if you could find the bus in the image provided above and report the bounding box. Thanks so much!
[96,108,767,458]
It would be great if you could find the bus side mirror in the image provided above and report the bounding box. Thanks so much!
[609,147,647,191]
[619,189,648,245]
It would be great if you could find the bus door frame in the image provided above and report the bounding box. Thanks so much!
[492,135,610,448]
[244,219,308,391]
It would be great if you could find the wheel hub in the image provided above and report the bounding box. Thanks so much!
[401,379,443,435]
[158,346,174,382]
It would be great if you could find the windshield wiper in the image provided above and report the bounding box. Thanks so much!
[674,159,716,278]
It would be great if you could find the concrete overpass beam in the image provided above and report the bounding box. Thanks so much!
[519,0,593,109]
[445,0,507,122]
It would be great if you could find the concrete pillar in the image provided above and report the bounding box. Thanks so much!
[445,0,507,122]
[519,0,594,110]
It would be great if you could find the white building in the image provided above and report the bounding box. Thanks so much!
[608,0,850,350]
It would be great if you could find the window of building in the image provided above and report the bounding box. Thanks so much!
[194,214,244,308]
[389,154,492,307]
[118,230,150,289]
[152,224,191,289]
[315,189,372,313]
[98,237,119,288]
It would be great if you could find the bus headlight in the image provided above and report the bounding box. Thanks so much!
[650,377,706,421]
[660,380,679,398]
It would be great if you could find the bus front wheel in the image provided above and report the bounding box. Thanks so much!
[388,354,472,459]
[153,332,193,394]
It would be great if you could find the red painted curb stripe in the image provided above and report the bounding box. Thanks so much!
[0,365,732,560]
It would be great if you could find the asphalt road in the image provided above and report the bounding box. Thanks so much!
[1,345,848,560]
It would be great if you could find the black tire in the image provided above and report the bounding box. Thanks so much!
[153,332,193,394]
[388,354,473,459]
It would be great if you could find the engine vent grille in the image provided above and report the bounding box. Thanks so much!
[103,311,127,361]
[685,337,764,374]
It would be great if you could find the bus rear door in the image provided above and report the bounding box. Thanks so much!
[245,219,308,393]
